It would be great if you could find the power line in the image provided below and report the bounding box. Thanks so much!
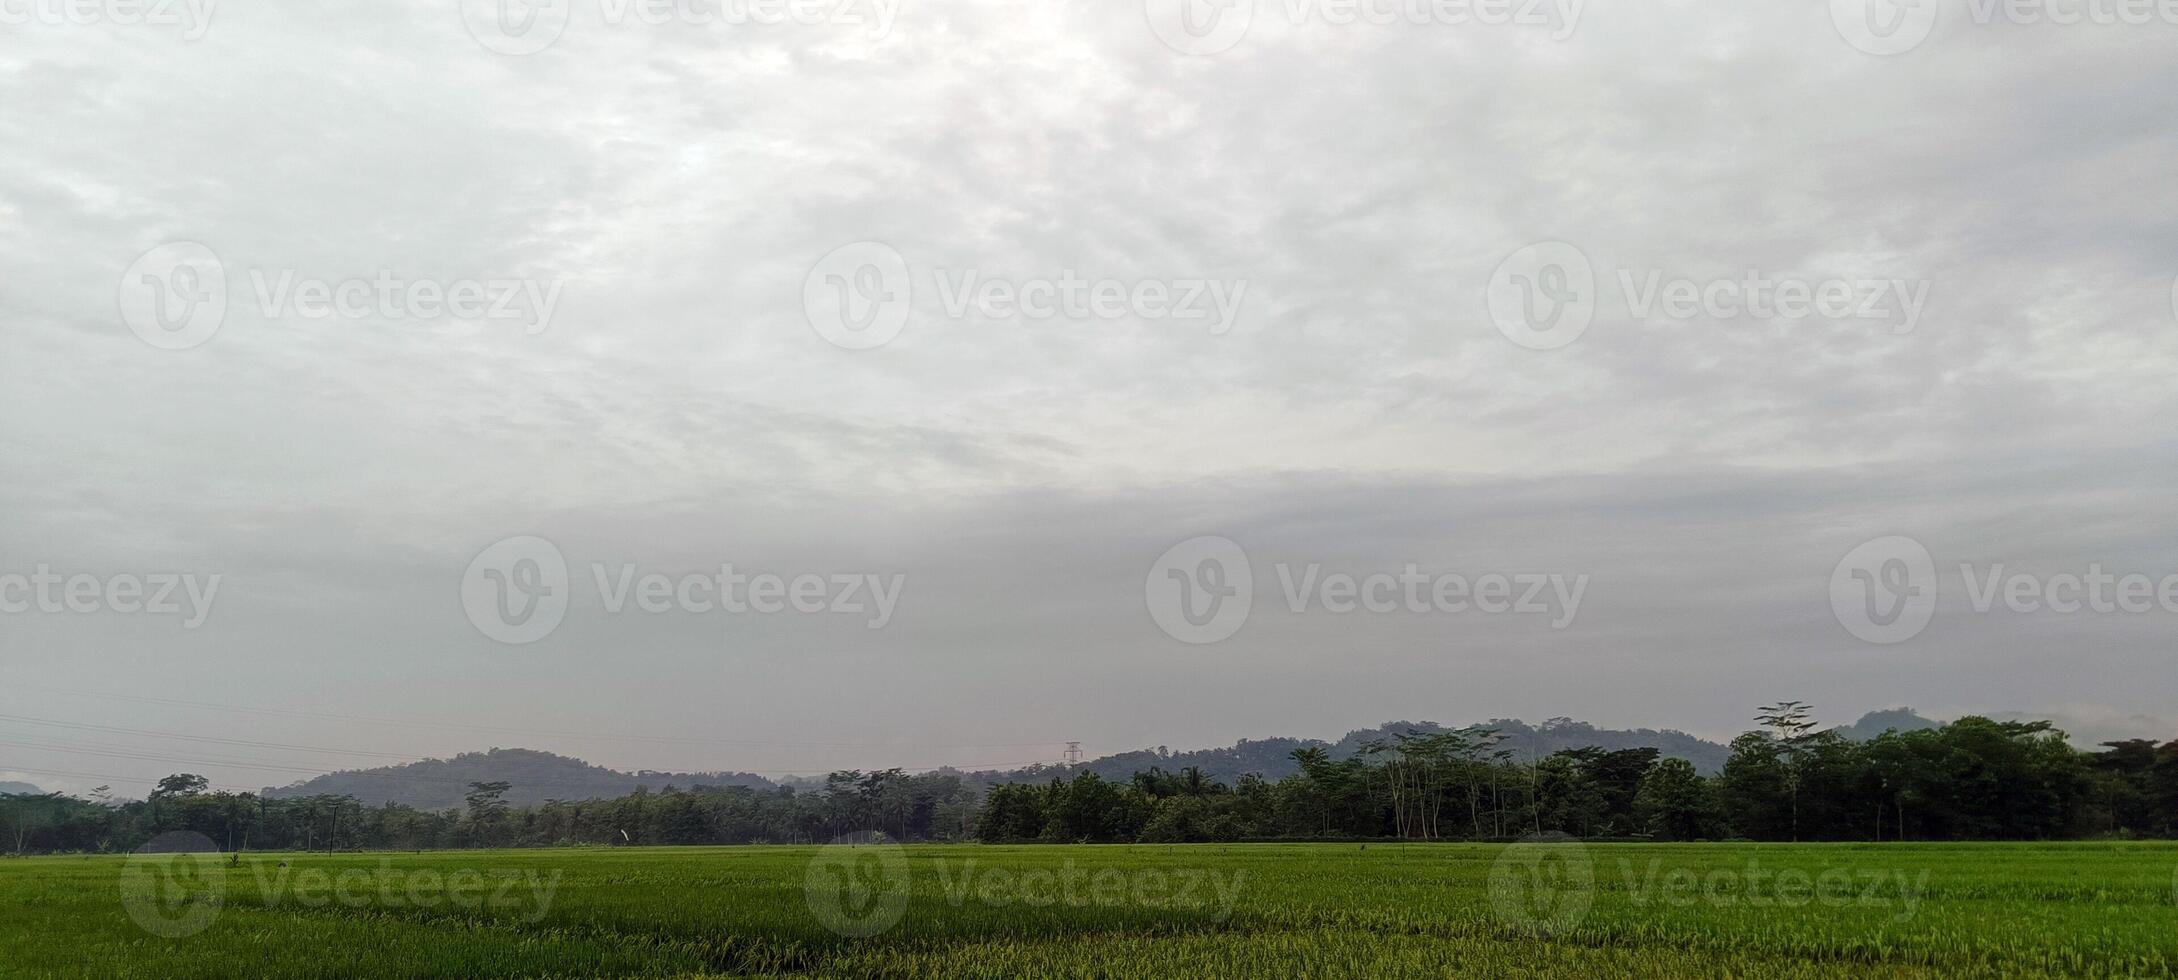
[0,737,340,777]
[0,732,396,776]
[0,713,425,762]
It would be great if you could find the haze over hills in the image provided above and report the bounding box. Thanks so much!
[1018,718,1743,786]
[259,748,776,810]
[1831,708,1944,742]
[0,781,41,796]
[254,711,1948,810]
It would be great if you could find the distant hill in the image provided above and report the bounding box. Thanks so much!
[0,781,41,796]
[1831,708,1943,741]
[987,717,1736,783]
[261,748,775,810]
[255,713,1962,811]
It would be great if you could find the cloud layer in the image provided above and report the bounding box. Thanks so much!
[2,0,2174,794]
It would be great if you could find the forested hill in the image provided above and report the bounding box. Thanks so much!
[1832,708,1943,741]
[0,781,41,796]
[991,718,1739,786]
[984,710,1945,786]
[261,749,775,809]
[255,712,1945,810]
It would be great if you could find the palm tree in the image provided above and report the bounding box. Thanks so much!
[1755,701,1819,840]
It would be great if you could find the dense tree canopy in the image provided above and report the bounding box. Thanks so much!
[3,709,2170,854]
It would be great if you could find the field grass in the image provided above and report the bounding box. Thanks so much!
[2,841,2173,978]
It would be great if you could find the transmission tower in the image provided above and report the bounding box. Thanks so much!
[1063,741,1083,766]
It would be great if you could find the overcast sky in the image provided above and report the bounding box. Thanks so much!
[3,0,2175,797]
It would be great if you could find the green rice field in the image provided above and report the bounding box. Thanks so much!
[2,841,2173,978]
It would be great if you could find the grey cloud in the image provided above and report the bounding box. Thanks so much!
[2,1,2174,794]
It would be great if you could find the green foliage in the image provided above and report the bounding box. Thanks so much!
[1632,758,1719,841]
[973,710,2147,846]
[0,770,980,855]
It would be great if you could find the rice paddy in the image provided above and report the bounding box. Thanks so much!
[2,841,2171,978]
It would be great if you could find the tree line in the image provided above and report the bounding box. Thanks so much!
[1,769,981,854]
[6,705,2176,854]
[980,704,2154,843]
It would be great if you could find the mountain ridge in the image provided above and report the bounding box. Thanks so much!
[260,748,776,810]
[256,714,1960,809]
